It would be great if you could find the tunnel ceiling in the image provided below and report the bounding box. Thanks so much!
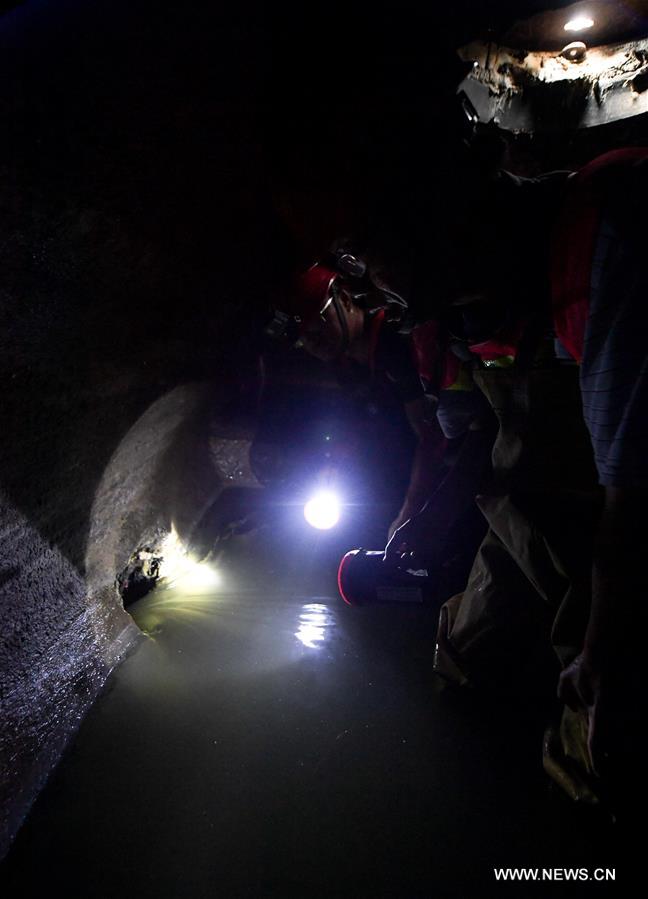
[457,2,648,133]
[501,1,648,52]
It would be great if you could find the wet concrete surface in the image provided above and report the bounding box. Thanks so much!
[1,529,622,897]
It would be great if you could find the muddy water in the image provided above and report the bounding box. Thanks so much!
[1,536,618,897]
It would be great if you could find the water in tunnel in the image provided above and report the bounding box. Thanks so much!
[1,521,621,896]
[3,0,645,891]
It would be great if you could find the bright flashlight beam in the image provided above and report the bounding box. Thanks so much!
[564,15,594,32]
[304,491,341,530]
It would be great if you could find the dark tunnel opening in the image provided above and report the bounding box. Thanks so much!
[2,0,646,892]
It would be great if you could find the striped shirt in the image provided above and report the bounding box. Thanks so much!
[581,217,648,487]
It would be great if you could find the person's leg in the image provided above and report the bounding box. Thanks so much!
[434,521,557,694]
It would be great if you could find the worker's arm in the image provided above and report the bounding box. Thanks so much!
[558,486,646,774]
[385,407,493,565]
[387,396,447,541]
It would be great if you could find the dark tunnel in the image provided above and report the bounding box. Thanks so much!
[1,0,646,894]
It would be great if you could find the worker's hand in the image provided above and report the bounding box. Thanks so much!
[384,513,434,567]
[558,653,612,777]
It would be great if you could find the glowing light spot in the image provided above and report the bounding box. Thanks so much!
[183,564,221,591]
[158,527,221,593]
[564,15,594,33]
[295,603,334,649]
[304,491,340,530]
[561,40,587,62]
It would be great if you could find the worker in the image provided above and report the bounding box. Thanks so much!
[266,242,495,570]
[402,147,648,806]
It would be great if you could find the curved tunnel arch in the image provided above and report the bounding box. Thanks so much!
[85,380,262,609]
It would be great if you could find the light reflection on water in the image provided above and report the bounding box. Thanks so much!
[295,603,335,650]
[131,587,223,636]
[131,586,338,671]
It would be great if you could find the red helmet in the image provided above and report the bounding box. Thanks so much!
[288,263,339,331]
[265,250,402,346]
[264,261,342,344]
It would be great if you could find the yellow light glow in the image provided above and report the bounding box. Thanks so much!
[158,527,221,593]
[564,15,594,32]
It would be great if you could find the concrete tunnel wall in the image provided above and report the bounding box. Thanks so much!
[0,0,288,859]
[0,378,262,858]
